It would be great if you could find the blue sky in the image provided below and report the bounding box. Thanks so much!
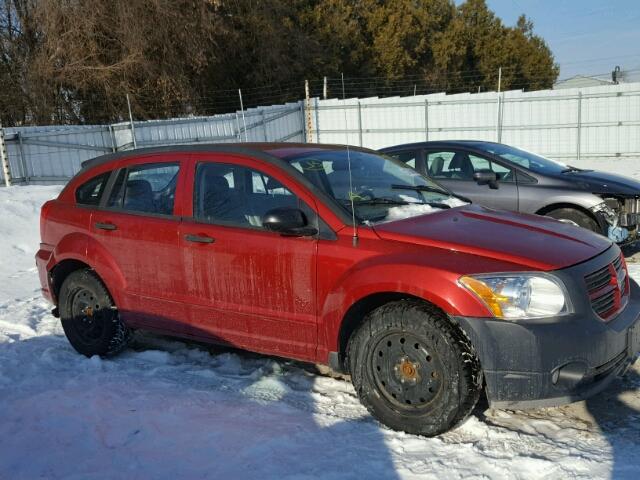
[481,0,640,78]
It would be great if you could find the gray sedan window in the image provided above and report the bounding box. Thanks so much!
[427,151,514,183]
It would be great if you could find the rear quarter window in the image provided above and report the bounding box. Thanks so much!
[75,172,111,206]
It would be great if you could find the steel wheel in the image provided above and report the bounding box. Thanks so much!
[370,331,444,410]
[69,287,107,344]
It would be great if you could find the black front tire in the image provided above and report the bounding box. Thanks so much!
[59,269,131,357]
[347,299,482,436]
[545,208,600,233]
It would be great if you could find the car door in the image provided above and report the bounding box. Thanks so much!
[89,156,188,333]
[178,153,319,361]
[424,149,519,211]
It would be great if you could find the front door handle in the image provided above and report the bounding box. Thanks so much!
[95,222,117,231]
[184,234,215,244]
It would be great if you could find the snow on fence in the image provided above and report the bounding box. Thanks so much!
[2,82,640,184]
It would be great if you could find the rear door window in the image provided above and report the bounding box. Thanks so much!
[107,163,180,215]
[76,172,111,206]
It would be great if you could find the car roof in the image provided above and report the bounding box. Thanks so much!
[379,140,502,151]
[80,142,374,171]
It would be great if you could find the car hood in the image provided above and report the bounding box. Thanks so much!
[373,204,612,271]
[557,170,640,196]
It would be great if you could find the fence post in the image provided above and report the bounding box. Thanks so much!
[424,99,429,141]
[108,125,117,152]
[300,102,307,142]
[261,109,268,141]
[314,98,321,143]
[304,80,313,143]
[357,100,363,146]
[576,91,582,161]
[0,121,11,187]
[496,93,503,143]
[16,132,30,182]
[126,94,137,149]
[235,112,242,141]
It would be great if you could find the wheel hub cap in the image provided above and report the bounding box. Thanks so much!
[395,357,420,384]
[71,288,105,343]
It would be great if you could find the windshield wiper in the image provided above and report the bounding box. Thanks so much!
[391,184,450,195]
[352,197,410,206]
[391,184,471,203]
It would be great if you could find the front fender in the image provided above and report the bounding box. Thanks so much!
[524,189,603,215]
[319,254,490,354]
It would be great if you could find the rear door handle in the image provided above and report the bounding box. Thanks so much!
[184,234,215,244]
[95,222,117,231]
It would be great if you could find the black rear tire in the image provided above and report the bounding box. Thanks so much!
[59,269,131,357]
[347,299,482,436]
[545,207,600,233]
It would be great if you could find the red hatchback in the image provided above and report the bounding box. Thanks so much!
[37,143,640,436]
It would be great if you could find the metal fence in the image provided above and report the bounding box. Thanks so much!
[310,82,640,161]
[0,102,304,184]
[2,81,640,185]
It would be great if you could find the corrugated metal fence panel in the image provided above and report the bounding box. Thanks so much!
[4,125,113,181]
[4,84,640,184]
[2,101,304,182]
[133,114,239,148]
[311,82,640,161]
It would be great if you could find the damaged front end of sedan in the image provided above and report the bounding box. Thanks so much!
[592,196,640,244]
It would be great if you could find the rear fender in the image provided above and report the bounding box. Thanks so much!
[49,233,126,306]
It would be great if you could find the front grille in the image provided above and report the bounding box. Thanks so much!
[584,254,628,321]
[592,289,615,316]
[584,265,611,292]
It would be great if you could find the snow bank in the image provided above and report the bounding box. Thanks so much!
[0,185,62,303]
[0,183,638,479]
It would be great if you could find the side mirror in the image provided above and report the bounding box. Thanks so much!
[262,207,318,236]
[473,171,499,189]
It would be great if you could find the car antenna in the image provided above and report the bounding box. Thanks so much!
[341,72,359,247]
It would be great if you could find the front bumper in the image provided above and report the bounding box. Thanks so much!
[454,246,640,409]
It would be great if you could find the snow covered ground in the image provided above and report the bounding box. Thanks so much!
[1,184,639,480]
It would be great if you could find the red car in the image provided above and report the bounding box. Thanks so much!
[37,143,640,436]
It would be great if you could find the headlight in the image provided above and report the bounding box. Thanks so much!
[459,274,571,319]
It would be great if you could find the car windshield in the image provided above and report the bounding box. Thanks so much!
[284,149,467,224]
[480,143,571,174]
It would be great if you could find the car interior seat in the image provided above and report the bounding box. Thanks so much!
[448,153,474,179]
[429,156,445,177]
[124,179,155,212]
[198,168,248,224]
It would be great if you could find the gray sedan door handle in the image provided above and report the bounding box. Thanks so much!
[184,234,215,244]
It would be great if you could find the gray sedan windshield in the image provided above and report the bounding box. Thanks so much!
[482,144,570,174]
